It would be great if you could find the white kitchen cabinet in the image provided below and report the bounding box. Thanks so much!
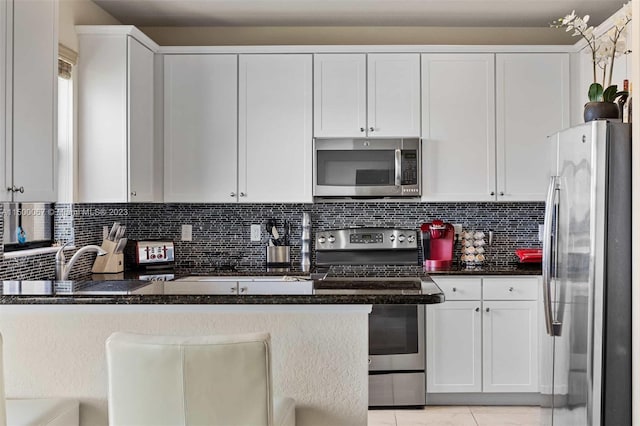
[427,276,539,395]
[77,27,161,202]
[421,54,496,202]
[238,281,314,295]
[239,54,313,203]
[482,300,539,393]
[313,53,420,138]
[426,301,482,393]
[163,54,238,202]
[313,54,366,138]
[496,53,570,201]
[1,0,57,202]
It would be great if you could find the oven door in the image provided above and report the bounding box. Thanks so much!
[313,138,420,197]
[369,304,425,371]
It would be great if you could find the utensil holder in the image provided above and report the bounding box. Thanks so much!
[91,239,124,273]
[266,245,290,267]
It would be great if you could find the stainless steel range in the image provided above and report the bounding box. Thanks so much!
[315,227,426,407]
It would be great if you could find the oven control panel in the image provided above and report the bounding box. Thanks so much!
[316,228,417,251]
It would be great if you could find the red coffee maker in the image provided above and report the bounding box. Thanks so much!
[420,220,455,270]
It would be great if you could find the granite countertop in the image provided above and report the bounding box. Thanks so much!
[0,278,444,305]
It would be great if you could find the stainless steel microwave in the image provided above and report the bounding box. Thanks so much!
[313,138,421,198]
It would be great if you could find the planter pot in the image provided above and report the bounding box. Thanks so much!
[584,101,620,122]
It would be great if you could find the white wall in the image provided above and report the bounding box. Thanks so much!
[59,0,120,51]
[0,305,369,426]
[139,26,574,46]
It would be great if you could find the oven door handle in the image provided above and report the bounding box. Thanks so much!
[394,149,402,186]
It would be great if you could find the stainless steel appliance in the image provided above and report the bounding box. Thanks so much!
[313,138,421,198]
[315,227,426,407]
[541,121,631,425]
[124,240,176,281]
[2,202,53,251]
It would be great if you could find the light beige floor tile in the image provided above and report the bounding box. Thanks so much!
[422,406,473,414]
[472,413,541,426]
[395,410,478,426]
[469,406,541,415]
[368,409,397,425]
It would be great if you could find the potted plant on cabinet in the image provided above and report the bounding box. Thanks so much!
[552,3,632,122]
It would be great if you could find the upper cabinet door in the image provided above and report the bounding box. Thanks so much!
[421,54,496,202]
[496,53,569,201]
[314,54,366,138]
[12,0,57,202]
[238,54,312,203]
[0,0,8,202]
[127,36,155,202]
[367,53,420,137]
[164,54,238,202]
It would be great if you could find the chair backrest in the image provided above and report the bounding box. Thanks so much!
[106,332,273,426]
[0,334,6,426]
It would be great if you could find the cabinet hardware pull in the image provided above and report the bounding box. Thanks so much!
[230,287,236,293]
[230,192,236,197]
[6,187,13,192]
[452,287,457,292]
[240,286,248,293]
[360,127,366,132]
[369,127,374,132]
[485,307,490,312]
[10,185,24,193]
[240,192,246,197]
[490,191,495,196]
[130,191,137,196]
[500,192,505,196]
[508,287,514,292]
[475,307,480,312]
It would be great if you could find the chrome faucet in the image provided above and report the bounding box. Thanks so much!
[55,242,107,280]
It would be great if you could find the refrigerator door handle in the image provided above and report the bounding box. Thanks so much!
[542,176,559,336]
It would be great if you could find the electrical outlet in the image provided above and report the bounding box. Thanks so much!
[250,224,262,242]
[453,224,463,235]
[181,224,192,241]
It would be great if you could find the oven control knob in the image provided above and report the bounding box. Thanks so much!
[407,235,415,243]
[398,234,406,242]
[327,235,336,243]
[318,236,326,243]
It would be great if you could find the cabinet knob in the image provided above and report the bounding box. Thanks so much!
[240,286,248,293]
[360,127,366,132]
[499,192,505,196]
[230,192,236,197]
[17,186,24,193]
[130,191,137,197]
[475,307,480,312]
[490,191,495,196]
[452,287,457,292]
[230,287,236,293]
[8,185,24,193]
[508,287,514,292]
[369,127,375,132]
[240,192,246,197]
[485,307,490,312]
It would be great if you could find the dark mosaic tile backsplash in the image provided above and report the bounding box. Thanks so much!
[0,202,544,280]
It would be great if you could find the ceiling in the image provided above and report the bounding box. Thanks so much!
[93,0,627,28]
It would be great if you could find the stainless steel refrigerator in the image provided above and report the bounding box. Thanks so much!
[541,121,631,425]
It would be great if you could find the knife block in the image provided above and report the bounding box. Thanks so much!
[91,239,124,274]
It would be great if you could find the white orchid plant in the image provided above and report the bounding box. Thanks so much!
[552,2,632,102]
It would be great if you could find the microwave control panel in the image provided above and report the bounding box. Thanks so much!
[401,151,418,185]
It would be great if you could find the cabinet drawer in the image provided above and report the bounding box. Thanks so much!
[482,277,539,300]
[430,277,481,300]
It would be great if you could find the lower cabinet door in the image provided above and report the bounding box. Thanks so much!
[426,301,482,393]
[482,300,539,392]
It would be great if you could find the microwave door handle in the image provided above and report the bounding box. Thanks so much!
[394,149,402,186]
